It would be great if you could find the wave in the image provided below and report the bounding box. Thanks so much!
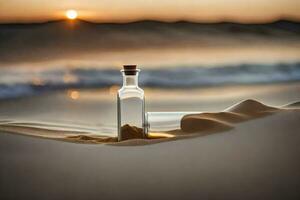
[0,62,300,99]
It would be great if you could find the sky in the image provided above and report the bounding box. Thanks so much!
[0,0,299,23]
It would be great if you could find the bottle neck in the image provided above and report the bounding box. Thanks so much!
[123,74,138,87]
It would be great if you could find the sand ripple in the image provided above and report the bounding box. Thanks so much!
[0,99,299,146]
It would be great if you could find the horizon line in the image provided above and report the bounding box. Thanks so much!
[0,16,300,25]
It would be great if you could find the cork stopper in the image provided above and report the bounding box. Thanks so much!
[123,65,138,75]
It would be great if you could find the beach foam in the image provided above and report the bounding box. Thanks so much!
[1,63,300,99]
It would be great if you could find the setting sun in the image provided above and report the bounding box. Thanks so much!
[66,10,78,20]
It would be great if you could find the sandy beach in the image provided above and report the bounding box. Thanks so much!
[0,83,300,199]
[1,0,300,199]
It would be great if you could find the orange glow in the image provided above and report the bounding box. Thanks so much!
[68,90,80,100]
[0,1,300,23]
[147,132,175,139]
[66,10,78,20]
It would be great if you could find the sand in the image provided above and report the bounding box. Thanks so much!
[0,99,298,146]
[0,101,300,199]
[120,124,144,140]
[0,84,300,199]
[180,99,279,133]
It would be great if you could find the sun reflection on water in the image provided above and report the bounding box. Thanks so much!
[68,90,80,100]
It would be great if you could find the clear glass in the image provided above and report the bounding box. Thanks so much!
[145,112,200,133]
[117,70,145,141]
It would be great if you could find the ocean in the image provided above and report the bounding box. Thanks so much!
[1,62,300,99]
[1,20,300,99]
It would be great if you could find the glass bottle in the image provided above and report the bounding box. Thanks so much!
[117,65,145,141]
[145,112,200,133]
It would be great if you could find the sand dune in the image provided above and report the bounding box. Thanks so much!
[181,99,280,133]
[0,99,298,146]
[225,99,279,115]
[283,101,300,108]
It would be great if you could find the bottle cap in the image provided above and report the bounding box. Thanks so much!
[123,65,139,75]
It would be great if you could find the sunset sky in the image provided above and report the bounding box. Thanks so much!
[0,0,299,23]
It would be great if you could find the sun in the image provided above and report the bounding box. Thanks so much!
[66,10,78,20]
